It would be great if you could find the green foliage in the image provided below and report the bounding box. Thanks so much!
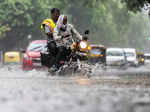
[126,12,149,49]
[121,0,149,12]
[0,0,149,51]
[0,25,11,38]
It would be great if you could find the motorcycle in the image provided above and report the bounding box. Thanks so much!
[40,30,91,75]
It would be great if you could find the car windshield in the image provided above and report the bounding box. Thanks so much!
[145,56,150,60]
[125,52,135,57]
[107,50,123,56]
[89,48,101,55]
[27,43,46,52]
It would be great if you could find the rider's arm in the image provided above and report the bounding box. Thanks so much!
[53,27,62,41]
[70,24,82,40]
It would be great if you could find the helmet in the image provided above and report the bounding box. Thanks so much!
[40,19,56,33]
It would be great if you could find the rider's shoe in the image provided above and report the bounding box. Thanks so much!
[48,66,59,73]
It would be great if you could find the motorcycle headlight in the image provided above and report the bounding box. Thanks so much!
[79,41,87,49]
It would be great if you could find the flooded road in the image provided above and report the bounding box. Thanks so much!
[1,65,150,112]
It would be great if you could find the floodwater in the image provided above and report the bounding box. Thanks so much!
[0,64,150,112]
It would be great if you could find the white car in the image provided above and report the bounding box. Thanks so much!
[124,48,138,66]
[0,51,3,65]
[144,53,150,64]
[106,48,127,66]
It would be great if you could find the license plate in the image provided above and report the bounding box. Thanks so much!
[33,63,41,66]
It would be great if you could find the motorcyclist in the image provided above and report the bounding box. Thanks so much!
[41,8,60,36]
[40,8,60,69]
[52,15,83,71]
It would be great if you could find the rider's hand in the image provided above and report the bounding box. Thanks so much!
[62,35,65,39]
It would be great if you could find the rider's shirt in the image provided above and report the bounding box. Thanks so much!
[53,24,82,48]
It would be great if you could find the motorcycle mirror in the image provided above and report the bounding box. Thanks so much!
[84,30,90,35]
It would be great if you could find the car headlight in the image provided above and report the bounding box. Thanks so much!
[24,54,29,60]
[135,60,138,63]
[79,41,87,49]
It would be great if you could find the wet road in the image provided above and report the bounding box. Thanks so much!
[1,65,150,112]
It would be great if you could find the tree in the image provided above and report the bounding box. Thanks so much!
[0,0,56,50]
[122,0,150,12]
[0,0,149,51]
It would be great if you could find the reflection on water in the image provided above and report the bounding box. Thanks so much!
[0,65,150,112]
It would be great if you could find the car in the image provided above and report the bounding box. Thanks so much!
[124,48,138,66]
[4,51,21,65]
[106,48,127,67]
[144,53,150,64]
[87,44,106,63]
[136,51,145,65]
[22,40,47,70]
[0,51,3,65]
